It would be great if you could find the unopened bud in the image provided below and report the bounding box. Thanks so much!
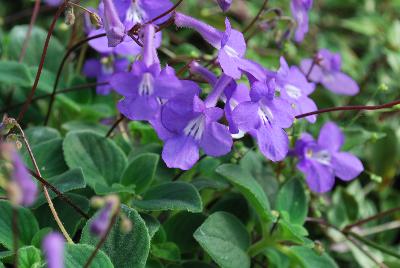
[91,196,105,208]
[314,241,325,255]
[120,214,133,233]
[7,181,23,206]
[90,13,102,28]
[378,83,389,92]
[0,116,16,136]
[65,6,75,26]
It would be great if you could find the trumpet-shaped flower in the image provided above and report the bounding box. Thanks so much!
[301,49,359,95]
[294,122,364,193]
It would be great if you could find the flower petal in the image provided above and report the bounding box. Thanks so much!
[256,123,289,162]
[118,96,159,121]
[110,72,140,97]
[232,101,260,132]
[302,160,335,193]
[332,152,363,181]
[200,122,233,157]
[162,136,199,170]
[317,122,344,152]
[322,72,359,96]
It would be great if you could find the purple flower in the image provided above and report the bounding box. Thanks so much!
[232,78,295,161]
[301,49,359,95]
[160,76,233,170]
[44,0,62,6]
[216,0,232,12]
[87,0,170,56]
[276,57,317,123]
[90,202,113,236]
[102,0,126,47]
[9,148,38,206]
[291,0,313,43]
[294,122,364,193]
[175,14,254,79]
[43,232,65,268]
[83,56,130,95]
[111,25,185,121]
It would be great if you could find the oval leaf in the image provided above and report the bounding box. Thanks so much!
[80,205,150,268]
[194,212,250,268]
[132,182,202,213]
[64,244,113,268]
[63,131,127,191]
[216,164,271,222]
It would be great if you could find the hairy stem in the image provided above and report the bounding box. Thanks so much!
[15,124,73,243]
[343,206,400,231]
[83,208,120,268]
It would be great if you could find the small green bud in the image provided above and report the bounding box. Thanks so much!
[313,241,325,255]
[378,83,389,92]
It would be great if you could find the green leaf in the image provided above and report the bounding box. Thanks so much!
[8,26,64,71]
[132,182,202,213]
[81,205,150,268]
[0,61,33,87]
[63,131,127,191]
[151,242,181,262]
[276,178,308,225]
[164,212,206,253]
[0,201,39,250]
[16,246,42,268]
[94,183,136,195]
[32,168,86,208]
[25,127,61,146]
[141,213,160,239]
[216,164,271,222]
[272,216,311,246]
[194,212,250,268]
[121,153,159,194]
[0,261,4,268]
[34,193,89,237]
[263,248,290,268]
[31,228,52,249]
[64,244,113,268]
[23,138,68,178]
[290,246,338,268]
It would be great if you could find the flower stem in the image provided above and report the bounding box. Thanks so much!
[44,33,107,126]
[343,206,400,231]
[295,99,400,119]
[83,208,120,268]
[243,0,269,34]
[146,0,184,25]
[15,124,73,244]
[17,2,67,123]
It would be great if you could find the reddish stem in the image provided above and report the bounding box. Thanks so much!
[295,99,400,119]
[17,3,67,123]
[19,0,41,62]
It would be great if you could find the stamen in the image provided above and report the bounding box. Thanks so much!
[138,73,154,96]
[184,116,205,140]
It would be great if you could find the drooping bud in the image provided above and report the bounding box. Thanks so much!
[90,195,120,236]
[1,143,37,206]
[42,232,65,268]
[102,0,126,47]
[0,115,17,136]
[216,0,232,12]
[64,5,75,26]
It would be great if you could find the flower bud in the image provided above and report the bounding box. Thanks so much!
[43,232,65,268]
[65,6,75,26]
[90,195,120,236]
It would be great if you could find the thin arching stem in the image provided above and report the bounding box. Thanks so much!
[105,116,125,138]
[19,0,41,62]
[146,0,184,25]
[83,208,120,268]
[243,0,269,34]
[1,82,108,114]
[295,99,400,119]
[43,33,107,125]
[27,169,89,219]
[17,3,67,123]
[15,124,73,243]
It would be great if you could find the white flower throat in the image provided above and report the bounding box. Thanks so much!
[126,1,145,24]
[184,116,205,140]
[306,149,331,165]
[285,84,302,99]
[139,73,154,96]
[258,104,274,125]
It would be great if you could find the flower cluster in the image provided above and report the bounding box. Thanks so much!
[82,0,364,192]
[0,143,37,206]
